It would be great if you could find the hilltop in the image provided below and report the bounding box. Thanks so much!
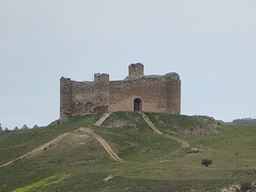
[1,112,256,192]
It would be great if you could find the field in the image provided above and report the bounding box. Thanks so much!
[0,112,256,192]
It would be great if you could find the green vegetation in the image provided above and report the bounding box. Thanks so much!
[13,173,70,192]
[1,112,256,191]
[0,113,102,165]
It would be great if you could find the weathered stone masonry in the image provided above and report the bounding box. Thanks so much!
[60,63,181,122]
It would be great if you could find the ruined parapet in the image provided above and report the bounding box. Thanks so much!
[165,73,181,114]
[60,77,72,122]
[129,63,144,77]
[93,73,110,112]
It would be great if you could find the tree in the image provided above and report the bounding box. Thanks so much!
[21,124,29,130]
[202,159,212,167]
[33,125,39,129]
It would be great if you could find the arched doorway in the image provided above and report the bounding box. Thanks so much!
[134,98,142,111]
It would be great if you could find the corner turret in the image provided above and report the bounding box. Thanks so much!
[60,77,72,122]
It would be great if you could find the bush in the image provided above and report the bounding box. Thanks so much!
[240,182,251,191]
[201,159,212,167]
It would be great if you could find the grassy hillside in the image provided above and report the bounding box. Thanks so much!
[1,112,256,192]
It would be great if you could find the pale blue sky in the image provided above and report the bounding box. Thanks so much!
[0,0,256,129]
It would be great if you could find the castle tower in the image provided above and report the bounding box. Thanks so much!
[129,63,144,77]
[165,73,181,114]
[60,77,72,122]
[94,73,109,112]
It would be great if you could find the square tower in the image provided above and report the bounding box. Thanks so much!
[129,63,144,77]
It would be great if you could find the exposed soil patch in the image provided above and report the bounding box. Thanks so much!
[103,175,114,182]
[94,113,111,126]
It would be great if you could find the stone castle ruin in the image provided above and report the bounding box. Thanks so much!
[60,63,181,122]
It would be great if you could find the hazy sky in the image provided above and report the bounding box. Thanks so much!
[1,1,256,129]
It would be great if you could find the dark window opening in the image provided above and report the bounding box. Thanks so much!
[134,98,142,111]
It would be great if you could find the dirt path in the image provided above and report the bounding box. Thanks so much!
[0,126,122,168]
[140,112,190,151]
[1,113,189,167]
[79,127,122,162]
[0,133,70,168]
[94,112,111,126]
[168,135,190,149]
[140,112,163,135]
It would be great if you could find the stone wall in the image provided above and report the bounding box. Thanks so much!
[60,63,181,122]
[60,74,110,122]
[108,72,181,114]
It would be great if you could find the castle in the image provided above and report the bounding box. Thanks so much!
[60,63,181,122]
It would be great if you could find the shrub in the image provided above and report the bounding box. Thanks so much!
[201,159,212,167]
[240,182,251,191]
